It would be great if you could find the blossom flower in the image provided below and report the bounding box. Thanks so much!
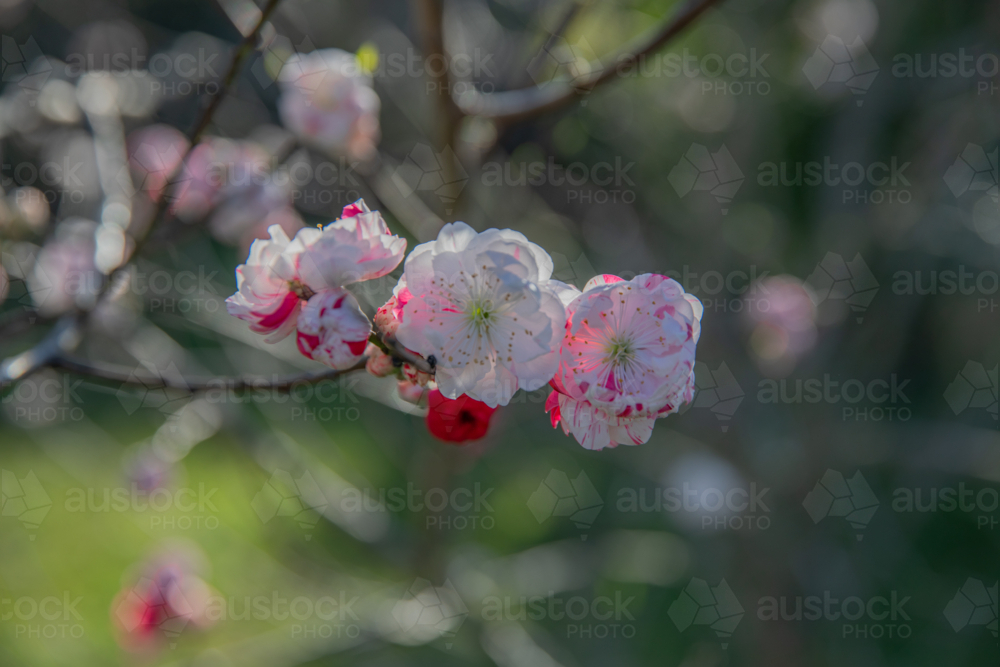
[111,549,214,651]
[124,124,188,205]
[295,199,406,289]
[226,199,405,350]
[278,49,380,161]
[743,275,817,376]
[425,389,497,443]
[373,276,411,337]
[225,224,308,342]
[296,288,372,369]
[207,143,303,250]
[394,222,570,407]
[30,219,101,315]
[546,273,702,450]
[364,343,395,377]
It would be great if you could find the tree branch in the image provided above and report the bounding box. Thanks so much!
[0,0,285,388]
[49,356,367,393]
[455,0,723,123]
[105,0,285,298]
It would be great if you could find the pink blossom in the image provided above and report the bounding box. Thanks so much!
[395,222,571,407]
[744,275,817,375]
[365,343,395,377]
[296,199,406,290]
[30,221,101,315]
[374,276,412,337]
[547,273,702,450]
[225,224,307,342]
[226,200,404,347]
[278,49,380,161]
[296,288,372,369]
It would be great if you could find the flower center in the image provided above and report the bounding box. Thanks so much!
[466,299,494,331]
[604,335,636,368]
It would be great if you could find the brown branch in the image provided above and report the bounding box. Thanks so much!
[455,0,723,123]
[106,0,285,297]
[0,0,285,387]
[49,356,367,393]
[414,0,463,185]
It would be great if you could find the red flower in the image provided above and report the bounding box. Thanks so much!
[425,389,497,444]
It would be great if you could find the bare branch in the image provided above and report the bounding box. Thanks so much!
[104,0,286,296]
[49,356,367,393]
[0,0,285,388]
[0,317,83,387]
[455,0,723,123]
[414,0,463,157]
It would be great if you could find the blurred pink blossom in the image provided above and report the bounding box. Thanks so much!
[278,49,380,161]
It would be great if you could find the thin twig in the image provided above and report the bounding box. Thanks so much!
[0,0,285,387]
[414,0,463,161]
[456,0,723,123]
[106,0,285,298]
[50,356,367,393]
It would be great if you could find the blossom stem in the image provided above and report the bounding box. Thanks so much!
[455,0,724,123]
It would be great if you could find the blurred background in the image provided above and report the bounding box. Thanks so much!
[0,0,998,665]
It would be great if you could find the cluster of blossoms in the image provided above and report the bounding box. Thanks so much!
[125,126,304,253]
[226,200,703,450]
